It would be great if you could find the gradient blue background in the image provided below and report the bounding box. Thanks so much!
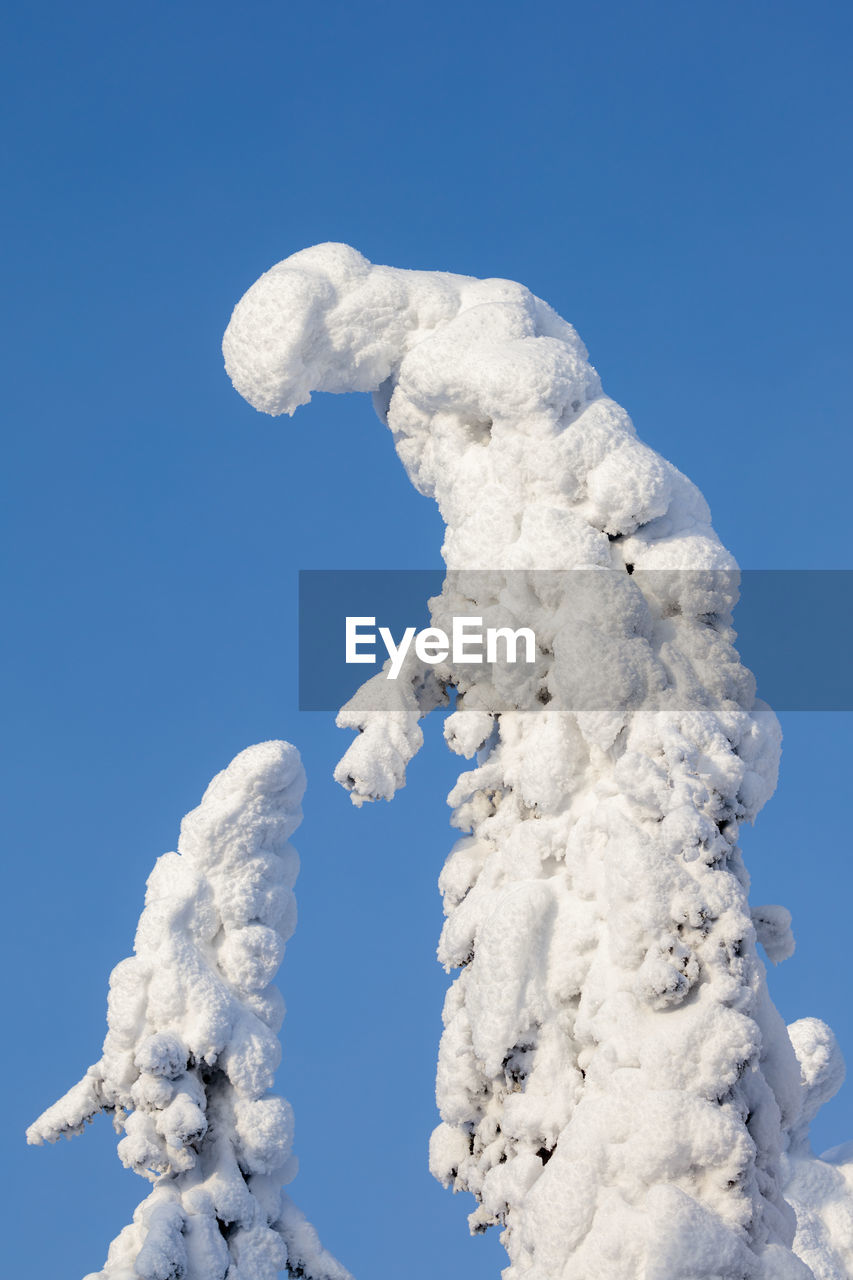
[3,2,852,1276]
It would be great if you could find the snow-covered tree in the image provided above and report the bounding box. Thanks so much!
[224,244,853,1278]
[28,741,350,1280]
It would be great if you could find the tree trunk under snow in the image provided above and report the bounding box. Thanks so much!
[224,245,852,1279]
[28,741,351,1280]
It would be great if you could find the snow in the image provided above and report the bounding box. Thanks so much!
[28,741,351,1280]
[224,244,853,1278]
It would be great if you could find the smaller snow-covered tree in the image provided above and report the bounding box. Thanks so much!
[27,740,349,1280]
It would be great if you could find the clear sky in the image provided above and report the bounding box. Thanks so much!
[3,2,852,1277]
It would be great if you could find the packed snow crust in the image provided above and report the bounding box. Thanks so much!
[28,742,350,1280]
[224,245,852,1278]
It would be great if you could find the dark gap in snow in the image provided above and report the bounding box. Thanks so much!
[465,418,493,446]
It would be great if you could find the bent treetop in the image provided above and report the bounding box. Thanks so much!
[224,244,852,1278]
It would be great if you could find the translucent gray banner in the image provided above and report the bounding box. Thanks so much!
[298,570,853,712]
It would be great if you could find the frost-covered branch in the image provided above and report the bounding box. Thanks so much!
[224,245,852,1278]
[28,741,351,1280]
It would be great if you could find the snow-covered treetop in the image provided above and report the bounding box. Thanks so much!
[223,241,725,573]
[29,742,350,1280]
[223,243,767,813]
[224,248,852,1278]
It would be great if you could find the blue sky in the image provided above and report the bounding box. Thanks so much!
[3,2,852,1276]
